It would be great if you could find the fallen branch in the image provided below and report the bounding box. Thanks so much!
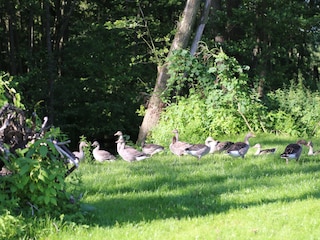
[237,103,254,133]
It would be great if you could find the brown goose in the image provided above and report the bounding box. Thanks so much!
[184,142,210,160]
[306,141,320,156]
[92,141,116,162]
[280,140,303,164]
[169,129,192,156]
[141,140,164,156]
[72,141,88,162]
[227,132,255,158]
[252,143,276,155]
[116,138,149,162]
[216,141,234,152]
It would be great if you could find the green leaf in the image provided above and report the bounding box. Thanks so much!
[29,183,35,193]
[39,145,48,158]
[19,164,30,175]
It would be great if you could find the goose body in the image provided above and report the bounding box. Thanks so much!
[169,129,192,156]
[306,141,320,156]
[184,143,210,160]
[216,141,234,152]
[72,141,88,163]
[141,140,164,156]
[92,141,116,162]
[253,143,276,155]
[280,141,303,164]
[116,138,149,162]
[227,132,255,158]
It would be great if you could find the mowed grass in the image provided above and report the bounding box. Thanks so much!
[44,134,320,240]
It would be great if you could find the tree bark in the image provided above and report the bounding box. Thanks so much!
[190,0,212,56]
[6,1,17,75]
[137,0,201,144]
[44,0,55,124]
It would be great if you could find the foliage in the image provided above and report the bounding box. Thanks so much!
[151,43,320,144]
[0,73,24,109]
[209,0,319,91]
[0,125,84,239]
[0,0,318,146]
[265,81,320,137]
[0,210,26,239]
[152,45,266,144]
[0,128,82,218]
[1,71,82,219]
[0,0,185,146]
[150,94,209,145]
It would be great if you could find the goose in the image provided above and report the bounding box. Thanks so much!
[114,131,135,149]
[184,142,210,160]
[227,132,255,158]
[72,141,88,162]
[252,143,276,155]
[92,141,116,162]
[169,129,192,156]
[141,140,164,156]
[306,141,320,156]
[296,139,308,146]
[205,137,219,154]
[116,138,149,162]
[280,140,303,164]
[114,130,126,142]
[216,141,234,152]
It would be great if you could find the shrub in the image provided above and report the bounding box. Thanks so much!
[0,129,80,216]
[150,44,320,143]
[266,81,320,137]
[151,45,265,144]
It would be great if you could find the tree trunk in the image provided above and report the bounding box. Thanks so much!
[44,0,55,124]
[137,0,201,144]
[6,1,17,75]
[54,0,75,77]
[190,0,212,55]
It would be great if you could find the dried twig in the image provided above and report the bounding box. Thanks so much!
[237,103,254,132]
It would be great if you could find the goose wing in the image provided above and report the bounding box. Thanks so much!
[282,143,301,155]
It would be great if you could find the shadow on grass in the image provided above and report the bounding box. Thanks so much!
[77,154,320,227]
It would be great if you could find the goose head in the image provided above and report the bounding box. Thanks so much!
[172,129,179,141]
[79,141,88,149]
[244,132,255,145]
[91,141,100,148]
[114,131,123,137]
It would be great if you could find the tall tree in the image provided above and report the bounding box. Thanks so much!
[190,0,212,55]
[137,0,202,144]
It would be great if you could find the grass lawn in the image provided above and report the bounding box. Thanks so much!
[39,134,320,239]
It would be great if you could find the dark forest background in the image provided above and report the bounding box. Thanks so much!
[0,0,319,149]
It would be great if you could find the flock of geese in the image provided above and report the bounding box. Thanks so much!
[71,130,319,165]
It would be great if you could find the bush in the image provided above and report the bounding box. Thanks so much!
[0,73,84,238]
[150,45,265,144]
[149,44,320,144]
[1,129,80,216]
[266,81,320,137]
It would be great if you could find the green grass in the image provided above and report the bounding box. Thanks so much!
[26,135,320,239]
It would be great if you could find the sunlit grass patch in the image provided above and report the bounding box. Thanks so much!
[26,134,320,239]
